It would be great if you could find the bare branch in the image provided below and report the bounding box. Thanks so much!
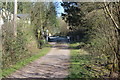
[103,2,120,30]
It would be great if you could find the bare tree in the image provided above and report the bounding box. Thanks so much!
[103,1,120,78]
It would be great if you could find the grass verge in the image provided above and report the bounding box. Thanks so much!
[2,47,51,78]
[68,43,110,78]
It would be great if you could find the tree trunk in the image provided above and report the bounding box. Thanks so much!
[117,2,120,77]
[103,2,120,78]
[13,0,17,37]
[118,30,120,77]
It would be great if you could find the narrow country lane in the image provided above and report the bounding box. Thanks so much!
[2,2,120,78]
[8,42,70,78]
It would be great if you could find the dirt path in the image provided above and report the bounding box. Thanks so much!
[8,42,70,78]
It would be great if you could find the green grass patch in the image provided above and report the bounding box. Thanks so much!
[68,49,94,78]
[2,47,51,78]
[68,43,110,78]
